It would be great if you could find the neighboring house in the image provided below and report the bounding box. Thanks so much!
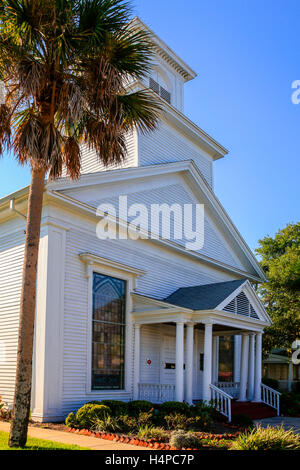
[263,347,300,392]
[0,18,278,422]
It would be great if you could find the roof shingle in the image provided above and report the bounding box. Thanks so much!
[165,279,247,310]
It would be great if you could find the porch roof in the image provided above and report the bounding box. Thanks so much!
[132,278,272,330]
[164,279,246,310]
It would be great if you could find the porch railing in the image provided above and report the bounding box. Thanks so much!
[261,383,281,416]
[210,384,232,422]
[138,383,175,403]
[214,381,240,399]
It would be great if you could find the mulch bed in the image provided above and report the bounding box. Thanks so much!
[66,427,241,450]
[0,418,242,450]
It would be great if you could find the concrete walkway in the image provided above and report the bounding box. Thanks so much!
[255,417,300,434]
[0,421,146,450]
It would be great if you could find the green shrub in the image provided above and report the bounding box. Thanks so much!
[137,410,154,427]
[231,414,254,428]
[262,377,279,390]
[164,413,188,430]
[128,400,153,415]
[190,402,214,429]
[191,401,214,415]
[170,430,200,449]
[65,412,77,428]
[92,415,122,433]
[164,412,212,431]
[158,401,190,417]
[231,425,300,450]
[137,425,168,441]
[99,400,128,416]
[117,415,139,434]
[280,392,300,417]
[190,413,213,431]
[92,413,140,434]
[75,404,111,429]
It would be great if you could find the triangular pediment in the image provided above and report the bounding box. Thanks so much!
[216,280,271,325]
[47,161,266,281]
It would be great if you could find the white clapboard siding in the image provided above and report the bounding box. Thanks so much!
[138,121,213,187]
[60,223,237,414]
[140,325,161,385]
[0,230,25,405]
[61,130,137,177]
[88,182,244,271]
[139,324,205,400]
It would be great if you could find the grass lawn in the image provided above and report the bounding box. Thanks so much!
[0,431,89,450]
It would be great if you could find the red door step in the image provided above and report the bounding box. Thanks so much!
[231,401,277,420]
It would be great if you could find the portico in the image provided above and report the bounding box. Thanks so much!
[131,279,279,420]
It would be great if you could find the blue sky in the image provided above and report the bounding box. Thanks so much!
[1,0,299,251]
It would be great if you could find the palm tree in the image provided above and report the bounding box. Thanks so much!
[0,0,161,447]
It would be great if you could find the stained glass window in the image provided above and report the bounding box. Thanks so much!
[92,273,126,390]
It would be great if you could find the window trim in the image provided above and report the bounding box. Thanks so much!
[91,272,127,391]
[80,253,144,395]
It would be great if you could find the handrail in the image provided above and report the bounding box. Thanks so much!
[210,383,233,422]
[261,383,281,416]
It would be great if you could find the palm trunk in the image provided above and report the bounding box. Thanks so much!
[8,167,45,448]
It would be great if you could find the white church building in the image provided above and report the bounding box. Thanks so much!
[0,18,280,422]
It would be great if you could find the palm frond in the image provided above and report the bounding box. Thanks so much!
[0,0,161,177]
[0,104,12,155]
[117,90,162,133]
[62,135,81,179]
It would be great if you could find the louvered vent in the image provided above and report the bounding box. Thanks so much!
[223,298,235,313]
[149,77,160,94]
[149,78,171,104]
[223,291,259,319]
[250,305,259,319]
[236,292,250,316]
[160,86,171,104]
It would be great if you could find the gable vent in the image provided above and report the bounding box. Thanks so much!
[149,77,160,94]
[223,291,259,319]
[149,78,171,104]
[160,86,171,104]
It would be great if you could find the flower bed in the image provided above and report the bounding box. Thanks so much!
[67,426,240,450]
[64,399,250,450]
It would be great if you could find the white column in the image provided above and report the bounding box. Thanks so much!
[202,322,213,403]
[234,335,241,383]
[238,333,249,401]
[175,322,185,402]
[185,323,194,404]
[247,334,255,400]
[212,336,219,384]
[253,332,262,402]
[133,324,141,400]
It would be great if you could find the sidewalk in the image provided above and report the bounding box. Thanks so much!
[0,421,146,450]
[254,417,300,434]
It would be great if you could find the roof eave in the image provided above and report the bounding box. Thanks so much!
[130,17,197,82]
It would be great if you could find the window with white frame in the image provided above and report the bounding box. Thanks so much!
[92,272,126,390]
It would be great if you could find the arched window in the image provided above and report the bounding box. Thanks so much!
[92,273,126,390]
